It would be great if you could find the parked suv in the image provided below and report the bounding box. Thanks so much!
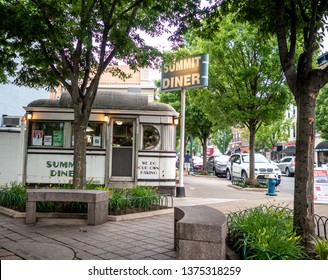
[226,153,281,185]
[275,156,295,177]
[205,154,230,177]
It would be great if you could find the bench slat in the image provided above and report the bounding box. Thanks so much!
[27,189,108,203]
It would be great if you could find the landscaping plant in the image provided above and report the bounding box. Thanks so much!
[0,182,26,211]
[227,204,308,259]
[312,237,328,260]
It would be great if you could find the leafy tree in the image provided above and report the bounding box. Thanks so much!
[211,128,233,154]
[316,86,328,140]
[0,0,205,189]
[188,13,291,181]
[255,118,293,153]
[220,0,328,253]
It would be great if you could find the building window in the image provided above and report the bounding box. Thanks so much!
[143,125,160,150]
[30,122,65,147]
[72,122,103,148]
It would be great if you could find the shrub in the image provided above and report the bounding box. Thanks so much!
[227,204,308,259]
[107,186,161,214]
[312,237,328,260]
[0,182,26,211]
[234,178,267,188]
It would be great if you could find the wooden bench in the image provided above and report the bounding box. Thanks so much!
[174,205,227,259]
[26,189,108,225]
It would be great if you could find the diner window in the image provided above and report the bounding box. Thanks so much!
[143,125,160,150]
[30,122,65,147]
[71,122,103,148]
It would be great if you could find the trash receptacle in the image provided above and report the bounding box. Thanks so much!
[266,174,277,196]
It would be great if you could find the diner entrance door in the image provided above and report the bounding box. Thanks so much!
[110,119,134,178]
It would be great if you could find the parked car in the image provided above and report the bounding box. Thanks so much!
[226,153,282,185]
[192,156,203,171]
[205,154,230,177]
[275,156,295,177]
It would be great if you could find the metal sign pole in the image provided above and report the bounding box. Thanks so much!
[177,88,186,197]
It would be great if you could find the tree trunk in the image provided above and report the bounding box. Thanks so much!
[294,87,316,252]
[202,137,207,170]
[72,110,89,189]
[248,122,256,181]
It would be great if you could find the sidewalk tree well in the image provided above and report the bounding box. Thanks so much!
[220,0,328,253]
[0,0,206,189]
[186,13,291,181]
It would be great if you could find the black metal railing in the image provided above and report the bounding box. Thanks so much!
[314,214,328,239]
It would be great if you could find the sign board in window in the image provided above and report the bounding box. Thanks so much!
[53,130,63,147]
[161,53,209,92]
[32,130,43,145]
[93,136,101,147]
[44,135,52,146]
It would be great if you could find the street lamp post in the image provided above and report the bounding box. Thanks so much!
[177,88,186,197]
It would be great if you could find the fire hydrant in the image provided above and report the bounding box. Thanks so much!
[266,174,277,196]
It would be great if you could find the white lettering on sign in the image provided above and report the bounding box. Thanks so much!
[162,73,201,89]
[161,53,209,91]
[163,56,201,73]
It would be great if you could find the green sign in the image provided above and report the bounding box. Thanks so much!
[53,130,63,147]
[161,53,209,92]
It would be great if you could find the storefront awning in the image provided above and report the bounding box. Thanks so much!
[279,146,296,156]
[315,141,328,152]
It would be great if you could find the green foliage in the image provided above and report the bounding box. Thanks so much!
[234,178,267,188]
[190,13,291,131]
[211,128,233,154]
[0,182,26,211]
[227,204,308,259]
[108,186,161,214]
[312,237,328,260]
[255,118,294,151]
[316,86,328,140]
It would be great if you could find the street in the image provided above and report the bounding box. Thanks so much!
[182,173,294,199]
[174,174,328,216]
[174,174,295,211]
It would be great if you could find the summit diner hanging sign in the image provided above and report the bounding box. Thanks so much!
[161,54,209,92]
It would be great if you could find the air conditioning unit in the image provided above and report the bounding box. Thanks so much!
[2,116,21,127]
